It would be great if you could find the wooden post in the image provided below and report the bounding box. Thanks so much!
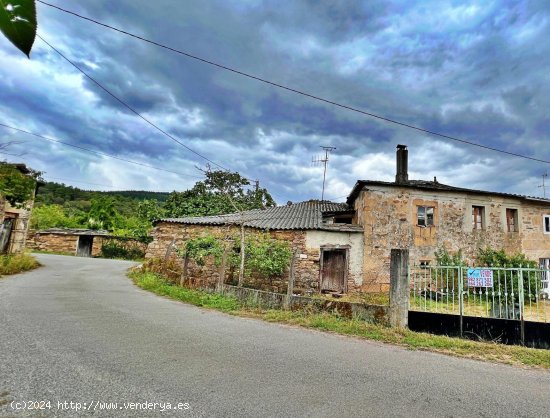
[285,252,297,309]
[164,238,175,261]
[389,249,409,328]
[217,246,229,293]
[237,222,245,287]
[179,253,189,287]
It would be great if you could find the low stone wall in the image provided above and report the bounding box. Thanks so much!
[214,284,389,325]
[27,233,81,255]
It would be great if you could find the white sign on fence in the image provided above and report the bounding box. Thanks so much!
[467,268,494,287]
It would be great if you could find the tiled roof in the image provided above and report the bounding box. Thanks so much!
[160,200,363,232]
[347,180,550,205]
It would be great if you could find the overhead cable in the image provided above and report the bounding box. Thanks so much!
[37,0,550,165]
[0,122,203,179]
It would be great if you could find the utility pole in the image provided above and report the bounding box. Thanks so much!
[312,146,336,201]
[539,172,548,198]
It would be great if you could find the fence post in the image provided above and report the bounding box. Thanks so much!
[390,249,409,328]
[285,251,297,310]
[164,238,176,261]
[458,266,463,338]
[519,266,525,345]
[179,253,189,287]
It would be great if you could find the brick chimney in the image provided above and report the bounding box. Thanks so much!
[395,144,408,184]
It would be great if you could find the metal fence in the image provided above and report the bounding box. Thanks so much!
[409,265,550,323]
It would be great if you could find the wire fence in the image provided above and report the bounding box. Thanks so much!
[409,265,550,323]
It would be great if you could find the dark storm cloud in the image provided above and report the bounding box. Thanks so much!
[2,0,550,200]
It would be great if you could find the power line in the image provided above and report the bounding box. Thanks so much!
[37,0,550,165]
[0,122,203,179]
[36,34,230,171]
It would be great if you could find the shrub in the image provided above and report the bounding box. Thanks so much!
[99,239,145,260]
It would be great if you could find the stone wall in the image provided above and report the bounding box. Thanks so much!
[146,222,363,294]
[0,197,5,224]
[354,185,550,288]
[215,284,388,325]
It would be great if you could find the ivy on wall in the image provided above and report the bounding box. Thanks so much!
[182,232,292,279]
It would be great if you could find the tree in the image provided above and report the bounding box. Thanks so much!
[0,0,37,57]
[86,196,118,230]
[30,204,82,230]
[0,162,40,206]
[163,170,275,218]
[136,198,165,223]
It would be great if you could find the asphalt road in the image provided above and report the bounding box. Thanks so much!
[0,254,549,417]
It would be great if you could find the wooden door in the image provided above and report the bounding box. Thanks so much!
[76,236,93,257]
[0,218,14,254]
[320,249,347,293]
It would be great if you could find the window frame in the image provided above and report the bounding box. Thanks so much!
[544,215,550,235]
[472,205,485,230]
[416,205,435,227]
[505,208,518,233]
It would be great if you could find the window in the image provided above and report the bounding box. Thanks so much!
[417,206,434,227]
[544,215,550,234]
[506,208,518,232]
[472,206,484,230]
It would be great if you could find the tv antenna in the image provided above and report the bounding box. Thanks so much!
[539,172,548,198]
[312,146,336,201]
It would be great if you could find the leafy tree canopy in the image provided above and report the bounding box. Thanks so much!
[164,170,275,218]
[86,196,119,230]
[0,162,40,207]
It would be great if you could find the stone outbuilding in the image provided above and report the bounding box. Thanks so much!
[0,164,37,254]
[27,228,149,258]
[146,201,364,294]
[27,228,111,257]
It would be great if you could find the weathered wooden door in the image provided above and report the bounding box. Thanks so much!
[0,218,14,254]
[76,235,93,257]
[320,249,347,292]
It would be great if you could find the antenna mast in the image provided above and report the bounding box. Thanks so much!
[539,172,548,198]
[312,146,336,201]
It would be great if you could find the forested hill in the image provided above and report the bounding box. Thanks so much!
[36,182,170,207]
[30,171,275,238]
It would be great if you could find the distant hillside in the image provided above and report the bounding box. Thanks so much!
[35,182,169,216]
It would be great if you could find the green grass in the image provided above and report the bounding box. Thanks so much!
[0,253,41,276]
[31,249,74,256]
[130,271,239,312]
[130,271,550,370]
[314,291,389,305]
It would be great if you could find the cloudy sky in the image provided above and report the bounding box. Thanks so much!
[1,0,550,203]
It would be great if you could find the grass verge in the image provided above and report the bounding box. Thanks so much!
[129,271,550,370]
[0,253,41,277]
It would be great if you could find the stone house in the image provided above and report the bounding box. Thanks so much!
[148,145,550,295]
[347,145,550,291]
[146,201,364,294]
[0,164,37,254]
